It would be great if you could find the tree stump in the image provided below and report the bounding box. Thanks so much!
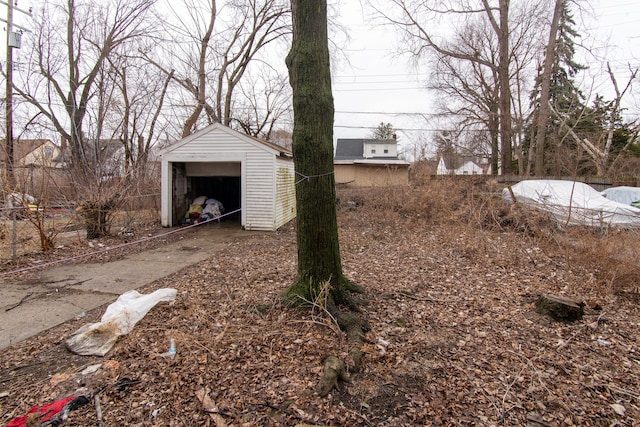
[535,294,584,322]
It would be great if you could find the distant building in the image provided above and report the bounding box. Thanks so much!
[0,139,62,169]
[334,138,410,186]
[0,139,67,200]
[436,154,490,175]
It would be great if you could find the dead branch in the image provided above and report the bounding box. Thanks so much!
[395,291,464,303]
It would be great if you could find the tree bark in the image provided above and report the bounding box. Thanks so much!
[285,0,347,300]
[182,0,216,138]
[286,0,368,395]
[497,0,512,175]
[534,0,564,176]
[489,98,500,175]
[535,294,584,322]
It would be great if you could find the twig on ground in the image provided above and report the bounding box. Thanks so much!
[394,291,463,303]
[5,292,34,312]
[95,394,103,427]
[556,312,606,350]
[604,383,640,401]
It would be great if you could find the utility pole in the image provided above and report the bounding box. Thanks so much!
[1,0,30,190]
[5,0,14,189]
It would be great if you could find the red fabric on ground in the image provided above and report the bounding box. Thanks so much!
[6,396,76,427]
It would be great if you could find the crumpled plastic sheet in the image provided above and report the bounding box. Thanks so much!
[65,288,177,356]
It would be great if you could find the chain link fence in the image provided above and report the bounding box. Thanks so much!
[0,193,161,261]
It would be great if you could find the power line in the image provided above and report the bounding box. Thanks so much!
[334,86,428,92]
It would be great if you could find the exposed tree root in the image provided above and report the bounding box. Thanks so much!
[327,301,370,372]
[285,277,370,396]
[316,355,350,397]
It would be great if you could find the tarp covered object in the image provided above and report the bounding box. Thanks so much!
[66,288,177,356]
[502,180,640,228]
[601,186,640,206]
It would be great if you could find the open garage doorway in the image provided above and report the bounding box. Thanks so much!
[189,175,241,222]
[184,161,241,224]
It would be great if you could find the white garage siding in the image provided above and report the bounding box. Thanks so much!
[275,158,296,229]
[166,127,253,156]
[160,123,295,231]
[244,151,277,230]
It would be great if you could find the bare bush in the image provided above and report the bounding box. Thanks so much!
[337,177,640,301]
[555,228,640,298]
[337,178,477,226]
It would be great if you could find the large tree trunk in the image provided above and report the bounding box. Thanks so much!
[286,0,368,395]
[285,0,363,306]
[285,0,345,300]
[489,99,500,175]
[534,0,564,176]
[498,0,512,175]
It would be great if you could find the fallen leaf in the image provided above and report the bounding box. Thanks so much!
[195,387,219,413]
[610,403,625,416]
[50,373,71,386]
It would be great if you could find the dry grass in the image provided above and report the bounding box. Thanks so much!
[0,202,160,261]
[4,178,639,301]
[337,178,640,301]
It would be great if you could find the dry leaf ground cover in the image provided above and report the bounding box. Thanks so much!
[1,180,639,426]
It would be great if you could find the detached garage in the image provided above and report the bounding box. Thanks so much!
[160,123,296,231]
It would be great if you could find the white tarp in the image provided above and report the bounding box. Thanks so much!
[601,186,640,206]
[66,288,177,356]
[502,180,640,228]
[5,193,36,208]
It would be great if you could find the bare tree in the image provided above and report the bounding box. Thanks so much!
[233,69,291,140]
[13,0,157,170]
[10,0,158,237]
[532,0,565,176]
[163,0,216,138]
[550,64,639,176]
[428,21,501,172]
[374,0,549,175]
[151,0,290,137]
[420,2,546,174]
[103,47,174,183]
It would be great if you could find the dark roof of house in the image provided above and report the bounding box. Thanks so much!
[335,138,398,160]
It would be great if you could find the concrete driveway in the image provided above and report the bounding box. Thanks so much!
[0,224,260,350]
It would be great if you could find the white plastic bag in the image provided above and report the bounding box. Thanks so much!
[66,289,177,356]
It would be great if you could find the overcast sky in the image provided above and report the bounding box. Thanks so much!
[4,0,640,157]
[332,0,640,157]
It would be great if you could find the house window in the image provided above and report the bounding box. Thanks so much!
[384,146,389,154]
[44,146,53,158]
[463,170,469,175]
[371,148,376,154]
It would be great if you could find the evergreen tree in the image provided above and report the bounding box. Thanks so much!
[527,0,586,175]
[370,122,396,140]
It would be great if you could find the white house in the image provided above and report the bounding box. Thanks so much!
[436,155,489,175]
[160,123,296,231]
